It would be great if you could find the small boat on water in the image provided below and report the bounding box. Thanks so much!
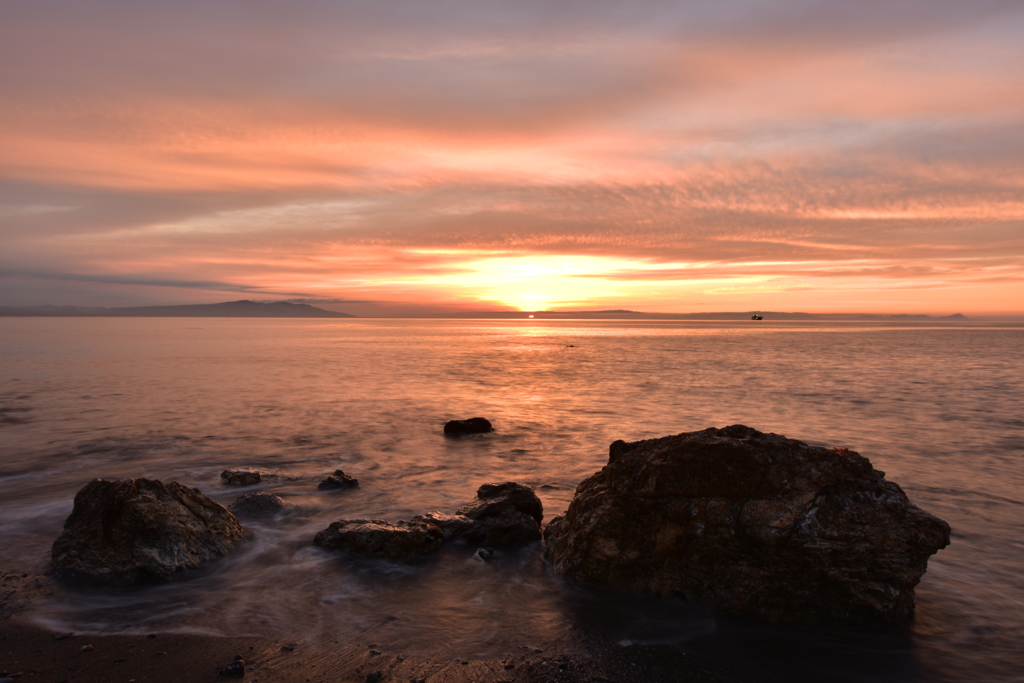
[751,313,763,320]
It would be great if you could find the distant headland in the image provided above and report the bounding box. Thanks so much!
[0,300,355,318]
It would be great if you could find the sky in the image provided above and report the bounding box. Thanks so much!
[1,0,1022,316]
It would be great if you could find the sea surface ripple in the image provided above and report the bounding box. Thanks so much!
[1,318,1022,683]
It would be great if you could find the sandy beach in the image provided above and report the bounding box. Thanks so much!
[1,571,732,683]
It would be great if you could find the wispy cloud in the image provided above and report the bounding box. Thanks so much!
[0,269,310,297]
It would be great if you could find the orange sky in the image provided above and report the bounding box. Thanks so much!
[1,1,1022,315]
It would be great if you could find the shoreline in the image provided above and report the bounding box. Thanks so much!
[1,571,736,683]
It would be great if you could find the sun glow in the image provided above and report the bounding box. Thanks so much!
[390,251,752,311]
[390,252,627,310]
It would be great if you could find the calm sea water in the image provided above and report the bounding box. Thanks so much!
[1,318,1022,683]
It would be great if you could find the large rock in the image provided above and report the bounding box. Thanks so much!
[443,417,493,436]
[52,478,244,584]
[413,482,543,545]
[543,425,951,625]
[314,519,444,559]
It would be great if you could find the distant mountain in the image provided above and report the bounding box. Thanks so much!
[0,300,356,318]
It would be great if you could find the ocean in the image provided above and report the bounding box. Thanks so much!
[1,318,1022,682]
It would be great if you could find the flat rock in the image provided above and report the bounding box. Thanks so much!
[221,468,274,487]
[228,492,295,520]
[52,478,244,585]
[443,417,493,436]
[543,425,951,625]
[314,519,444,559]
[412,482,543,545]
[318,469,359,491]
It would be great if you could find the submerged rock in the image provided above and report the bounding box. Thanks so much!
[220,468,271,487]
[443,417,493,436]
[543,425,951,625]
[228,491,295,520]
[314,519,444,559]
[412,482,543,545]
[52,478,244,585]
[317,469,359,491]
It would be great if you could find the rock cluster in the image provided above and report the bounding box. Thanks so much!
[51,478,244,585]
[543,425,952,625]
[316,482,543,559]
[413,482,543,545]
[443,417,493,436]
[51,424,948,629]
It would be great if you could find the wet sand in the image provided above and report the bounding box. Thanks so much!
[0,571,732,683]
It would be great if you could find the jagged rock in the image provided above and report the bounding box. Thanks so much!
[313,519,444,559]
[317,469,359,490]
[543,425,951,625]
[443,417,493,436]
[51,478,244,585]
[220,468,272,487]
[228,492,294,520]
[412,482,543,545]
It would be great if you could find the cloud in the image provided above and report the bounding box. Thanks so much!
[1,0,1022,313]
[0,269,309,297]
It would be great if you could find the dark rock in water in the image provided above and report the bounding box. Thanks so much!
[317,469,359,491]
[443,417,493,436]
[471,482,544,525]
[314,482,542,560]
[313,519,444,559]
[51,478,244,585]
[228,492,294,520]
[221,468,267,486]
[543,425,952,625]
[413,482,543,545]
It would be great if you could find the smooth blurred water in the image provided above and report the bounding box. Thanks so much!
[1,318,1022,682]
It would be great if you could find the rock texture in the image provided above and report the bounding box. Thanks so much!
[221,468,270,486]
[52,478,244,584]
[543,425,951,625]
[413,482,543,545]
[228,492,295,520]
[318,469,359,491]
[314,520,444,559]
[314,482,542,560]
[443,417,493,436]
